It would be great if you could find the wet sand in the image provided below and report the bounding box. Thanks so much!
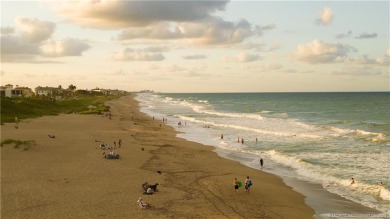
[1,94,314,218]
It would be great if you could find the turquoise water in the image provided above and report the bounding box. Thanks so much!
[136,92,390,214]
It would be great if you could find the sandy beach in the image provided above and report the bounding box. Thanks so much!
[1,94,315,218]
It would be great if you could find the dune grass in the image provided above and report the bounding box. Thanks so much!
[1,95,122,124]
[0,139,36,150]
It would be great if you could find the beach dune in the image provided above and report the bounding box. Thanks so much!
[1,95,314,218]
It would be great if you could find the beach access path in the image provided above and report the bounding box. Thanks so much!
[1,94,314,218]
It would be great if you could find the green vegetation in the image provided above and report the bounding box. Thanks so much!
[0,139,36,150]
[0,95,123,124]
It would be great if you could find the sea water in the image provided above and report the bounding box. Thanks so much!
[135,92,390,214]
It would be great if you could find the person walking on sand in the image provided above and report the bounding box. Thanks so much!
[351,178,355,185]
[245,176,253,193]
[15,117,19,129]
[260,158,264,169]
[118,139,122,148]
[233,178,239,194]
[221,134,224,139]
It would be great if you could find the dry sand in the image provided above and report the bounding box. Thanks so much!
[1,94,315,218]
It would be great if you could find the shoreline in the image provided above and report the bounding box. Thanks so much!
[0,94,379,218]
[212,149,383,219]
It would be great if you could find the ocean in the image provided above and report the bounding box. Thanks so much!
[135,92,390,215]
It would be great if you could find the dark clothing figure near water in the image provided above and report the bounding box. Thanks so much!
[260,158,263,169]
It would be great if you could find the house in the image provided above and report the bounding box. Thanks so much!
[0,84,34,98]
[35,86,62,98]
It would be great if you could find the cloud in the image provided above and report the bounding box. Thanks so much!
[53,0,228,29]
[259,64,283,71]
[112,48,165,61]
[332,66,384,76]
[40,38,90,57]
[15,16,56,43]
[52,1,265,45]
[335,31,352,39]
[118,17,260,45]
[237,42,264,51]
[1,17,90,62]
[347,55,389,66]
[143,46,170,53]
[291,39,356,64]
[0,27,15,35]
[222,52,259,63]
[1,35,40,55]
[108,69,127,76]
[267,43,282,52]
[355,33,377,39]
[316,7,334,25]
[182,54,206,60]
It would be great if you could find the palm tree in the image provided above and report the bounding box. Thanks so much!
[68,84,76,91]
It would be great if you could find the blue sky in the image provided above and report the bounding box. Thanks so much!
[1,0,389,92]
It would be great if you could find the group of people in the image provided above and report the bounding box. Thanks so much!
[233,176,253,194]
[220,133,261,145]
[99,139,122,159]
[114,139,122,148]
[138,182,159,209]
[350,178,385,187]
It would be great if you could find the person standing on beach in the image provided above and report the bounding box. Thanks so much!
[118,139,122,148]
[15,117,19,129]
[221,134,224,139]
[233,178,239,194]
[351,178,355,185]
[260,158,263,169]
[245,176,252,193]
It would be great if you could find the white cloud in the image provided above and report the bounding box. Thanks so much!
[1,17,90,62]
[222,52,259,63]
[143,46,170,53]
[347,55,389,66]
[53,1,228,29]
[316,7,334,26]
[16,17,56,43]
[112,48,165,61]
[40,38,90,57]
[291,39,355,64]
[0,27,15,36]
[332,66,384,76]
[51,1,266,46]
[118,17,260,45]
[1,35,39,55]
[267,43,282,52]
[237,42,264,51]
[182,54,206,60]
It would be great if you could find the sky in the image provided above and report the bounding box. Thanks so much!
[1,0,389,93]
